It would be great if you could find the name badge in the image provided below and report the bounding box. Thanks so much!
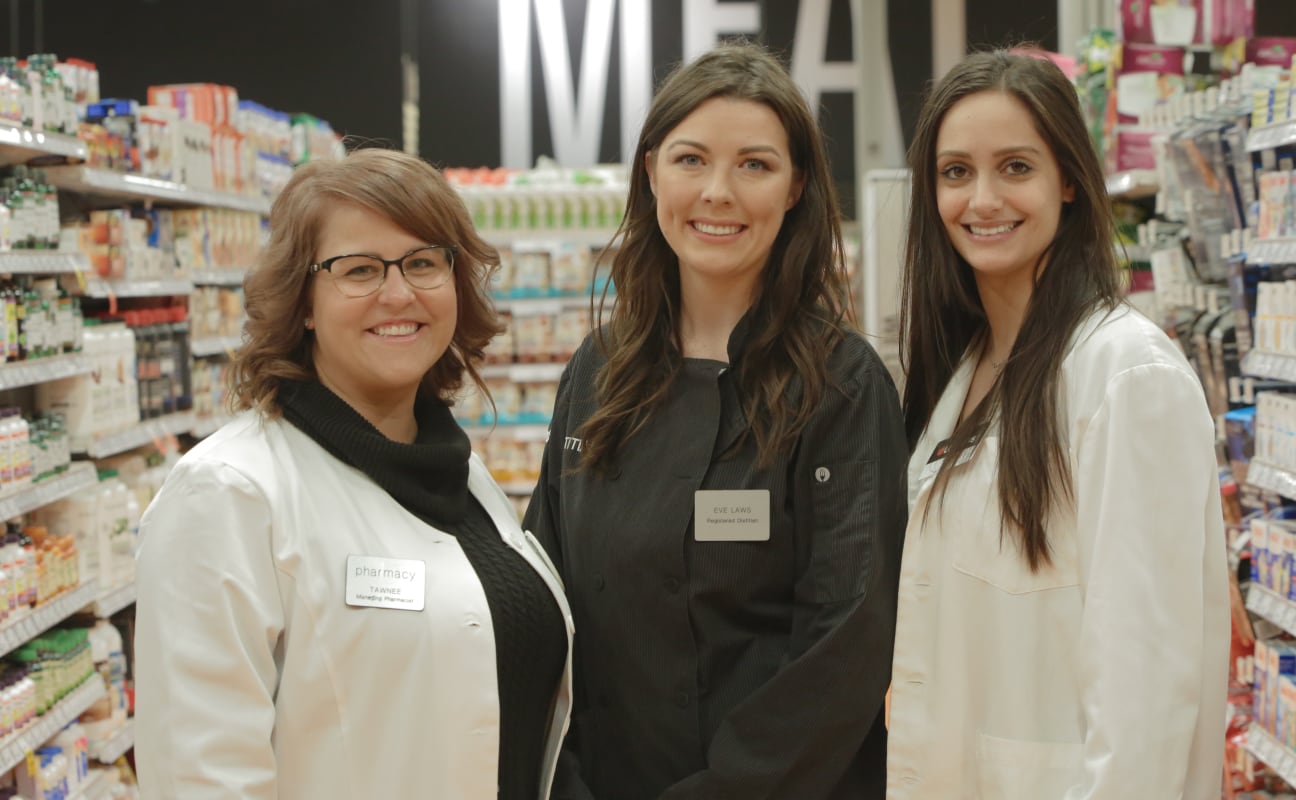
[345,555,426,611]
[694,490,770,542]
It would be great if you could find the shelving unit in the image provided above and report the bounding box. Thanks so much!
[479,363,566,382]
[78,276,193,299]
[89,719,133,765]
[70,768,114,800]
[190,335,243,358]
[1247,584,1296,637]
[1105,170,1159,200]
[464,423,549,442]
[0,463,98,527]
[1246,237,1296,266]
[0,677,105,775]
[1248,119,1296,153]
[1244,460,1296,499]
[93,582,136,620]
[73,411,195,459]
[0,580,98,660]
[0,121,86,166]
[0,354,93,392]
[1248,722,1296,788]
[0,252,91,275]
[190,268,248,286]
[43,165,271,214]
[484,230,620,249]
[1242,351,1296,382]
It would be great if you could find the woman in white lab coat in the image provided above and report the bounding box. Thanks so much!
[134,148,572,800]
[886,50,1228,799]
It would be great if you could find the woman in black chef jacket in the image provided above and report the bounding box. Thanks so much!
[524,42,908,800]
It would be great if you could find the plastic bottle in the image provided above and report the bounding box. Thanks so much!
[13,411,30,491]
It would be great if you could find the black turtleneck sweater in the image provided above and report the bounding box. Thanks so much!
[279,380,567,799]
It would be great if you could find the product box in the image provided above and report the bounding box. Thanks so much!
[1116,44,1187,123]
[1249,38,1296,68]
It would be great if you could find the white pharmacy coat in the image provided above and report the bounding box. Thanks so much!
[134,412,574,799]
[887,306,1229,799]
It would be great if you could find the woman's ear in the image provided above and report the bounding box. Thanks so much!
[1063,180,1075,203]
[645,151,657,198]
[787,172,805,210]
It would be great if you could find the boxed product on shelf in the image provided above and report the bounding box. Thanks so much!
[512,312,554,363]
[191,356,230,424]
[0,166,61,253]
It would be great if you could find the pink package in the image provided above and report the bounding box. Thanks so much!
[1108,127,1158,173]
[1248,37,1296,67]
[1115,44,1186,123]
[1119,0,1156,45]
[1198,0,1254,45]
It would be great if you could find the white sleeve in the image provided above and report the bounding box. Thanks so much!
[134,458,285,800]
[1066,363,1228,799]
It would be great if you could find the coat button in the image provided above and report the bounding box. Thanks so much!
[663,577,680,594]
[675,691,690,708]
[815,466,831,483]
[594,575,605,591]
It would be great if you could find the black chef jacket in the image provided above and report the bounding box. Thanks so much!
[523,318,908,800]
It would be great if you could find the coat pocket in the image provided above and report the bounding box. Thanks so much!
[809,459,875,602]
[975,732,1083,800]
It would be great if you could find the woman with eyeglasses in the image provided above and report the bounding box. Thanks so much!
[134,147,573,800]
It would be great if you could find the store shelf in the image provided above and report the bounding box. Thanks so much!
[0,462,98,524]
[1248,119,1296,153]
[1246,237,1296,266]
[493,295,595,315]
[0,677,105,776]
[190,335,243,358]
[0,580,99,661]
[0,252,91,275]
[463,423,549,442]
[0,121,87,165]
[500,480,538,496]
[43,165,272,214]
[479,363,567,382]
[484,230,620,249]
[1243,351,1296,382]
[1246,460,1296,500]
[78,276,193,299]
[190,414,232,439]
[0,354,92,392]
[72,411,195,458]
[93,582,135,619]
[89,718,133,765]
[1248,584,1296,637]
[1105,170,1159,199]
[190,268,248,286]
[1248,722,1296,787]
[71,768,114,800]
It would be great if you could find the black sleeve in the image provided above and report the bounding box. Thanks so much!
[658,353,908,799]
[523,353,599,800]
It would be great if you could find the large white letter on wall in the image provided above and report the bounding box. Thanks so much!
[682,0,760,61]
[499,0,652,168]
[790,0,858,116]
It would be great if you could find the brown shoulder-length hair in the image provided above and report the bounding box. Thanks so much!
[228,147,504,415]
[579,41,853,472]
[900,49,1123,571]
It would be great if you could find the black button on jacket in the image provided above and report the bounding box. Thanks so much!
[524,323,908,800]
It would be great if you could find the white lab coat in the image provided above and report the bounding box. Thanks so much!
[887,306,1229,799]
[134,411,574,800]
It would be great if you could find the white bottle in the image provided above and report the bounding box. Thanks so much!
[13,412,30,491]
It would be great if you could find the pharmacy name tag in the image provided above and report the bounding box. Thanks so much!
[694,490,770,542]
[345,555,426,611]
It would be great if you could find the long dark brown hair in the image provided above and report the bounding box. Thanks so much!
[900,50,1123,570]
[579,41,853,472]
[229,148,503,415]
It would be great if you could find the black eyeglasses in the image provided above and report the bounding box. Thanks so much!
[309,244,458,297]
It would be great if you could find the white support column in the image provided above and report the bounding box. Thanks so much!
[932,0,965,81]
[1058,0,1113,57]
[852,0,904,178]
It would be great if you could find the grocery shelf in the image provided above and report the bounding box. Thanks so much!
[190,335,243,358]
[463,423,549,442]
[1248,119,1296,153]
[78,276,193,299]
[43,165,271,214]
[1243,350,1296,382]
[0,580,99,661]
[0,677,105,775]
[494,296,597,316]
[0,462,98,524]
[1246,460,1296,500]
[190,268,248,286]
[71,768,113,800]
[190,414,232,439]
[500,481,538,496]
[93,582,135,619]
[0,354,92,392]
[0,121,87,165]
[485,230,620,249]
[73,411,195,458]
[89,718,134,765]
[0,252,91,275]
[1247,584,1296,637]
[1246,237,1296,266]
[479,363,567,382]
[1247,722,1296,788]
[1105,170,1159,199]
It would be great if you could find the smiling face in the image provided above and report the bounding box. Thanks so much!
[647,96,803,301]
[308,199,457,411]
[934,90,1074,297]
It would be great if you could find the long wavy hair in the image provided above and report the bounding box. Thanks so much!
[579,41,853,472]
[900,50,1123,570]
[229,148,503,415]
